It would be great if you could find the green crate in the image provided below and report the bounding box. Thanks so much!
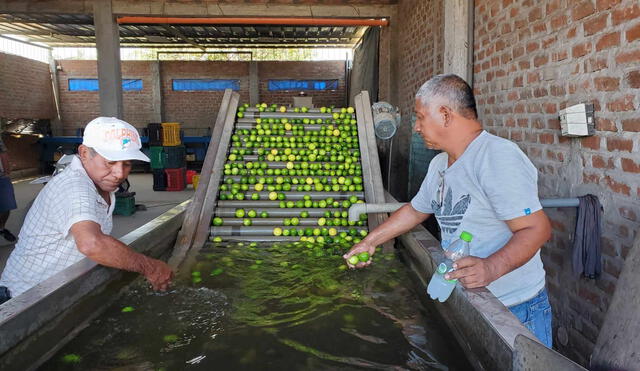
[114,195,136,216]
[149,146,165,169]
[163,145,186,169]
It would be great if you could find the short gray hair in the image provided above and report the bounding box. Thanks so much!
[86,146,98,157]
[415,74,477,119]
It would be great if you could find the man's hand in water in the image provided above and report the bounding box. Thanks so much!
[142,258,173,291]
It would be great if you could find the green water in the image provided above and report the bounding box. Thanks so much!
[41,242,471,370]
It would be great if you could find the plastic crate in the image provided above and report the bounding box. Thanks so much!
[147,123,163,146]
[193,146,207,161]
[114,195,136,216]
[193,174,200,190]
[165,167,186,191]
[186,169,197,185]
[161,122,181,146]
[163,145,186,169]
[152,169,166,191]
[149,146,165,169]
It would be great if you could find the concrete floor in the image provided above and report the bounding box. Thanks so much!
[0,173,194,273]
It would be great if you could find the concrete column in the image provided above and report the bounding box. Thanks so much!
[150,60,163,122]
[249,61,259,106]
[378,25,392,102]
[93,0,123,118]
[48,50,63,136]
[444,0,474,84]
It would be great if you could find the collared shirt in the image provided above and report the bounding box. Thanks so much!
[411,131,545,307]
[0,155,114,297]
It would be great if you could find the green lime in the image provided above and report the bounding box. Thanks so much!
[121,306,135,313]
[210,268,224,276]
[62,354,81,363]
[163,334,179,343]
[357,252,370,262]
[347,255,359,265]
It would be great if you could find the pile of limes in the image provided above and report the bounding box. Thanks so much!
[211,103,368,246]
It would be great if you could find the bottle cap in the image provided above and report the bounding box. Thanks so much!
[460,231,473,242]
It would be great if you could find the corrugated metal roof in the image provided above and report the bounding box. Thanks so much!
[0,13,367,47]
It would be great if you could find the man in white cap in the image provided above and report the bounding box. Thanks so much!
[0,117,172,302]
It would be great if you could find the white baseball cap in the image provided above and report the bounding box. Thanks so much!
[82,117,150,162]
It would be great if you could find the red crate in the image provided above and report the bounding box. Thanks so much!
[164,168,186,191]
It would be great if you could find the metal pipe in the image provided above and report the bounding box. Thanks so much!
[117,17,389,27]
[242,112,334,120]
[210,225,366,236]
[216,208,335,218]
[348,198,582,222]
[348,202,406,222]
[540,198,580,208]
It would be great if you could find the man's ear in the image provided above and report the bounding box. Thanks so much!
[77,144,89,162]
[439,105,452,127]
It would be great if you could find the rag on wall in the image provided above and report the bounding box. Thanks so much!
[572,194,602,279]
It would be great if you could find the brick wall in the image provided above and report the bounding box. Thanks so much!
[258,61,346,108]
[58,60,157,135]
[0,53,54,120]
[57,60,345,135]
[474,0,640,365]
[161,61,250,135]
[388,0,444,201]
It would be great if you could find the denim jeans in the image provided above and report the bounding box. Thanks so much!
[508,288,553,348]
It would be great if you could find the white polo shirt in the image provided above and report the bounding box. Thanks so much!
[0,156,114,297]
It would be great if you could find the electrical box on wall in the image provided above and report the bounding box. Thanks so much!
[559,103,595,137]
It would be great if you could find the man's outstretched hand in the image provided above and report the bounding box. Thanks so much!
[142,259,173,291]
[343,240,376,269]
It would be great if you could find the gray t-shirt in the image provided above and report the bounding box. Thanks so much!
[411,131,545,306]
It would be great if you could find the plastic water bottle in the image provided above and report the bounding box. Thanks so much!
[427,231,473,302]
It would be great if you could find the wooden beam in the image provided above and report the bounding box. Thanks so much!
[443,0,474,84]
[168,89,234,270]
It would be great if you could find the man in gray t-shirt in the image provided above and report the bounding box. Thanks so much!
[343,74,553,347]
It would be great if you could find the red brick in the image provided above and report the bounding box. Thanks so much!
[547,118,561,130]
[619,206,637,221]
[622,118,640,132]
[596,118,617,131]
[551,14,567,31]
[612,3,640,25]
[572,1,596,20]
[592,155,614,169]
[607,95,636,112]
[572,42,593,58]
[607,137,633,152]
[581,135,601,150]
[584,13,609,36]
[627,70,640,88]
[547,0,562,14]
[596,0,621,11]
[616,49,640,64]
[621,157,640,173]
[526,41,540,53]
[596,32,620,51]
[627,22,640,42]
[529,7,543,22]
[534,54,549,67]
[594,77,620,91]
[539,133,555,144]
[584,57,608,72]
[544,102,558,114]
[604,176,631,195]
[583,172,601,184]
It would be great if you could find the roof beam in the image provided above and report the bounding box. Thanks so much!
[161,24,206,51]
